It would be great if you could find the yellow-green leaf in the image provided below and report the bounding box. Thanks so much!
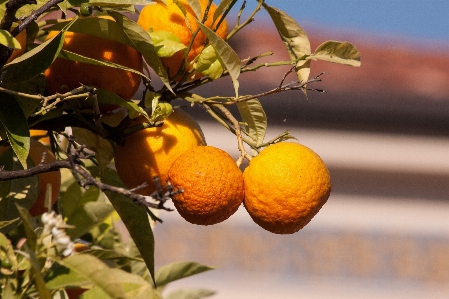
[263,4,311,85]
[311,40,361,67]
[0,29,22,49]
[196,21,240,96]
[236,98,267,147]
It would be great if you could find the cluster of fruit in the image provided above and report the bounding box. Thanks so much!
[2,0,331,235]
[115,109,331,234]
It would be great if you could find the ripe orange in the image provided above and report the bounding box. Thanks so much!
[243,142,331,234]
[0,139,61,216]
[30,129,50,146]
[137,0,228,78]
[168,146,244,225]
[6,28,27,64]
[44,17,143,102]
[114,109,206,196]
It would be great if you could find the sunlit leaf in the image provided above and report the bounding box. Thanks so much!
[186,0,202,20]
[107,11,172,93]
[214,0,234,24]
[48,254,127,298]
[166,288,216,299]
[65,201,115,239]
[196,21,240,96]
[57,47,147,80]
[311,40,361,67]
[0,93,30,168]
[193,44,224,80]
[1,17,76,83]
[0,29,22,49]
[155,261,215,289]
[149,30,187,58]
[236,98,267,147]
[263,4,311,86]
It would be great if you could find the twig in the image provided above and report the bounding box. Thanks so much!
[0,136,177,214]
[212,104,252,165]
[227,0,264,40]
[235,72,327,103]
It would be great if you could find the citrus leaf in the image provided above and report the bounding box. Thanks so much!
[155,261,215,289]
[263,4,311,85]
[236,98,267,147]
[72,127,115,172]
[149,30,187,58]
[0,29,22,49]
[67,0,150,8]
[45,262,90,289]
[186,0,202,20]
[214,0,234,24]
[196,21,240,96]
[193,44,224,80]
[166,288,216,299]
[0,147,38,223]
[49,254,127,298]
[0,218,20,231]
[311,40,361,67]
[44,17,131,47]
[107,11,172,93]
[1,18,76,83]
[15,204,37,250]
[0,94,29,169]
[76,267,156,299]
[101,167,156,286]
[57,48,147,80]
[65,201,115,239]
[96,88,147,119]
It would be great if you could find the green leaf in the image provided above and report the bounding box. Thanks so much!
[311,40,361,67]
[45,261,90,289]
[166,288,216,299]
[196,21,240,96]
[214,0,234,24]
[263,4,311,85]
[186,0,202,20]
[107,11,172,93]
[0,93,29,168]
[47,254,127,298]
[57,48,147,80]
[65,201,115,239]
[0,218,20,231]
[155,261,215,289]
[0,146,39,224]
[2,74,46,118]
[149,30,187,58]
[101,168,157,285]
[236,98,267,147]
[1,18,73,83]
[96,88,147,119]
[15,204,38,251]
[193,44,224,80]
[0,29,22,49]
[72,127,115,172]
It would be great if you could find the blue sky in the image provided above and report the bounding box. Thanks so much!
[246,0,449,45]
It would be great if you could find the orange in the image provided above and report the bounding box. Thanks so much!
[114,109,206,196]
[168,146,244,225]
[30,129,51,146]
[6,28,27,64]
[0,139,61,216]
[44,17,143,102]
[137,0,228,78]
[243,142,331,234]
